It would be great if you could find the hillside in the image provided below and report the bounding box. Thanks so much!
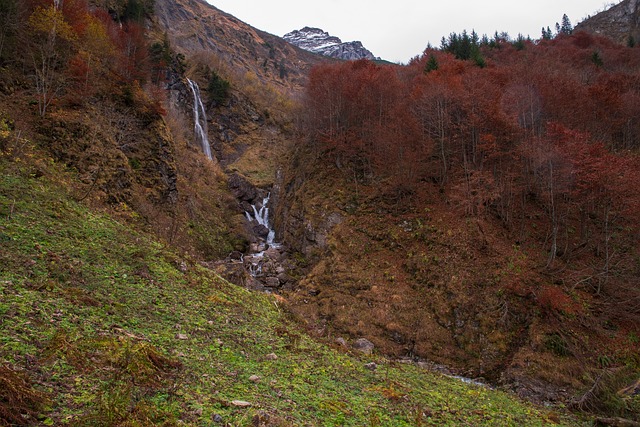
[153,0,327,94]
[0,126,582,426]
[274,33,640,420]
[0,0,638,424]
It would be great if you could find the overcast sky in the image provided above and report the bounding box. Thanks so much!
[206,0,617,63]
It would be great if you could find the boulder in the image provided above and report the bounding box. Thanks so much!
[353,338,375,355]
[264,277,280,288]
[252,224,270,238]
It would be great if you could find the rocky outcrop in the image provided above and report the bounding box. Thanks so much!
[576,0,640,44]
[153,0,328,93]
[283,27,378,61]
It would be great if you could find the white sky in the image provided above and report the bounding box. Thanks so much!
[206,0,617,63]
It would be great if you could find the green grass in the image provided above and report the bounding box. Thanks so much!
[0,158,586,426]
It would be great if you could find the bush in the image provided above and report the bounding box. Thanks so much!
[206,70,230,107]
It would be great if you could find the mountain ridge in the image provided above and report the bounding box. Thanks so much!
[284,26,379,61]
[576,0,640,44]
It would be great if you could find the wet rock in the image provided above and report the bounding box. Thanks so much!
[212,414,224,423]
[228,251,244,261]
[264,247,282,258]
[253,224,270,238]
[353,338,375,355]
[365,362,377,371]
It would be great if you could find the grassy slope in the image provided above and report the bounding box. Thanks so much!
[0,155,585,426]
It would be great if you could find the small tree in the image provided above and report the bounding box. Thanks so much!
[424,53,438,73]
[28,5,78,116]
[627,35,636,48]
[591,51,604,67]
[560,14,573,35]
[206,70,230,106]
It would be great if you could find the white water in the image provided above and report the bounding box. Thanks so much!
[245,193,277,246]
[244,193,280,278]
[186,78,213,160]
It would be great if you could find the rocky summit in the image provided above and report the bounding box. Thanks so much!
[576,0,640,44]
[284,26,378,60]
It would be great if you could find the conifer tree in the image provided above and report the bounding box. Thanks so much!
[424,53,438,73]
[560,14,573,35]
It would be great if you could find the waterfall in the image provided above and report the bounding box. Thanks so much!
[246,193,277,246]
[186,78,213,160]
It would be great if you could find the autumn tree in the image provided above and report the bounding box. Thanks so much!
[27,4,78,116]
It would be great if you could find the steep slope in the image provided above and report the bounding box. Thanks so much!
[0,129,582,426]
[576,0,640,44]
[284,27,378,60]
[153,0,328,93]
[274,40,640,419]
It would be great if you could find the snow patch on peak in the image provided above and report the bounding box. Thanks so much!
[284,27,378,61]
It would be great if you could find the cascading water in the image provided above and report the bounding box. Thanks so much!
[244,192,279,277]
[186,78,213,160]
[245,193,277,247]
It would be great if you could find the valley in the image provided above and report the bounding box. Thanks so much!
[0,0,639,425]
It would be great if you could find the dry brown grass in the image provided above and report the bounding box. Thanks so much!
[0,364,47,426]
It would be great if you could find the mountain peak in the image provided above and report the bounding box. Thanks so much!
[576,0,640,44]
[284,27,378,61]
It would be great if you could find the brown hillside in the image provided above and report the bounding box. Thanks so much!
[153,0,329,94]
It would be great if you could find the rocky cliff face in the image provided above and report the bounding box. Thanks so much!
[576,0,640,44]
[284,27,378,60]
[153,0,327,93]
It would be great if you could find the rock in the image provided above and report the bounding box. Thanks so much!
[253,224,270,238]
[264,277,280,288]
[175,333,188,340]
[335,337,347,347]
[212,413,224,423]
[231,400,252,407]
[228,173,258,202]
[249,375,261,383]
[249,243,265,253]
[262,261,278,275]
[353,338,375,355]
[228,251,244,261]
[265,353,278,361]
[277,272,292,285]
[365,362,377,371]
[264,247,282,260]
[212,261,249,287]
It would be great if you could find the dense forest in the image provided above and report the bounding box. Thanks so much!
[299,32,640,323]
